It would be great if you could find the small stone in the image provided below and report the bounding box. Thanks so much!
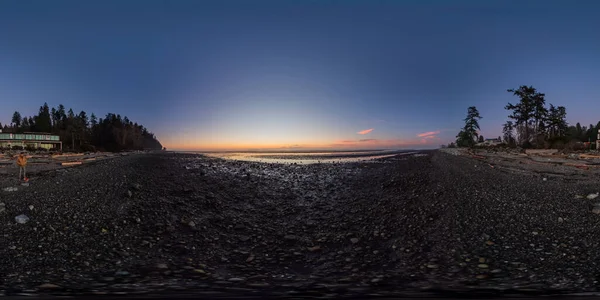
[0,203,5,214]
[476,274,488,279]
[234,224,245,230]
[485,241,494,246]
[28,205,34,211]
[587,193,599,200]
[478,264,489,269]
[478,258,486,263]
[127,190,133,198]
[193,269,206,274]
[491,269,502,274]
[156,263,168,269]
[188,221,196,227]
[228,277,245,282]
[371,278,382,283]
[543,178,547,181]
[246,255,255,262]
[239,236,250,242]
[426,264,439,269]
[592,207,600,214]
[558,217,564,222]
[350,238,359,244]
[132,183,142,191]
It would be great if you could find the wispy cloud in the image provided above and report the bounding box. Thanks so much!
[357,128,374,135]
[417,130,440,137]
[359,139,376,142]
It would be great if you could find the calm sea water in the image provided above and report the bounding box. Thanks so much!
[180,149,419,164]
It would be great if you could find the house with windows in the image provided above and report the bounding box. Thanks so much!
[0,131,62,150]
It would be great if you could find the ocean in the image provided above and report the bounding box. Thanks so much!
[178,149,420,164]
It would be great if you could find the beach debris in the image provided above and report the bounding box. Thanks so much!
[587,193,599,200]
[15,214,30,224]
[3,187,18,192]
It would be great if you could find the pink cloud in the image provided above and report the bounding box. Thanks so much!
[417,130,440,137]
[357,128,374,135]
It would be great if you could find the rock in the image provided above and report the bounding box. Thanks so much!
[193,269,206,274]
[478,258,486,263]
[426,264,439,269]
[228,277,245,282]
[543,178,547,181]
[246,254,255,262]
[491,269,502,274]
[478,264,489,269]
[156,263,168,269]
[371,278,382,283]
[350,238,359,244]
[127,190,133,198]
[132,183,142,191]
[284,235,298,241]
[38,283,61,289]
[308,246,321,252]
[15,214,30,224]
[485,240,494,246]
[592,207,600,214]
[188,221,196,227]
[115,270,130,276]
[239,235,251,242]
[28,205,34,211]
[0,203,5,214]
[234,224,245,230]
[3,187,17,192]
[558,217,564,222]
[587,193,599,200]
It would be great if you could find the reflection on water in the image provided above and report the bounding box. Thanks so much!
[199,150,418,164]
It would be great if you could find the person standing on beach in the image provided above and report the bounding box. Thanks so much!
[17,152,28,182]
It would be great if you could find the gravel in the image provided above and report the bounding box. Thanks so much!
[1,150,600,297]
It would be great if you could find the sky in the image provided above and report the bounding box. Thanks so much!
[1,0,599,151]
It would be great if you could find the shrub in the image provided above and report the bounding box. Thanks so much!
[80,144,96,152]
[11,145,24,151]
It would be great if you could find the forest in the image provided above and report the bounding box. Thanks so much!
[2,103,163,152]
[451,85,599,150]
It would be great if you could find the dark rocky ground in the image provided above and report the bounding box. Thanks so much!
[2,151,600,298]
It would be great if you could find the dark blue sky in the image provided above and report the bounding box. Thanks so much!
[1,0,599,150]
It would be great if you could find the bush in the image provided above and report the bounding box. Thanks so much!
[11,145,24,151]
[565,139,585,151]
[80,144,97,152]
[37,147,48,152]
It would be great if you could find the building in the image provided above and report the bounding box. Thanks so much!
[0,131,62,150]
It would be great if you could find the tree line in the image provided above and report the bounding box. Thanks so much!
[2,103,163,152]
[451,85,599,150]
